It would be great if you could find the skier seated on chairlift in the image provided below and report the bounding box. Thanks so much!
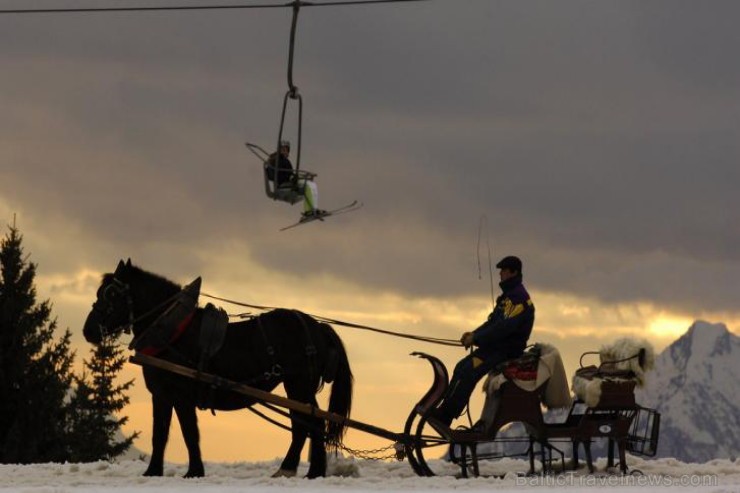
[266,140,325,219]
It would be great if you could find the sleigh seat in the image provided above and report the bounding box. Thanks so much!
[559,338,657,473]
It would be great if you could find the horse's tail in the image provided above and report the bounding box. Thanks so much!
[323,323,353,448]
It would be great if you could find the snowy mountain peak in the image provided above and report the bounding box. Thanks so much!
[666,320,736,374]
[637,321,740,463]
[685,320,734,358]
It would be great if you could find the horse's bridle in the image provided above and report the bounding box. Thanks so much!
[92,274,192,348]
[91,276,135,337]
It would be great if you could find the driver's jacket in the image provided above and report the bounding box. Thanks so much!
[471,275,535,359]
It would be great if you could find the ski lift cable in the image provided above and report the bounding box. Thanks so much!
[0,0,432,15]
[276,0,303,171]
[277,89,303,171]
[287,1,300,97]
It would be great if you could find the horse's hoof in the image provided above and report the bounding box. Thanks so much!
[144,464,164,477]
[184,466,205,478]
[271,469,297,478]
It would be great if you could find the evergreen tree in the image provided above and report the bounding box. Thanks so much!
[0,224,76,463]
[66,335,139,462]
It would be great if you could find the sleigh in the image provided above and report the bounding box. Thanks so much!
[129,340,660,478]
[403,341,661,477]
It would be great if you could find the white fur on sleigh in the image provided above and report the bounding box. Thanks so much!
[572,337,655,408]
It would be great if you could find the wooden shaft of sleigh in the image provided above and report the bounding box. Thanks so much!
[129,353,405,444]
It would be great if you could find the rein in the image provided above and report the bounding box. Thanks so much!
[95,276,461,348]
[201,292,462,347]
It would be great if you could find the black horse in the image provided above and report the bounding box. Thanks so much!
[83,259,353,478]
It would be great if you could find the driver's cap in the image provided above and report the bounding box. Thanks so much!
[495,255,522,273]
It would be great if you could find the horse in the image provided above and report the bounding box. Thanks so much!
[83,259,353,478]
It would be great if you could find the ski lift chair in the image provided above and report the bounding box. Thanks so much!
[246,142,317,205]
[263,162,317,205]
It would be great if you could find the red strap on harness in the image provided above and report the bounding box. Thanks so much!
[139,311,196,357]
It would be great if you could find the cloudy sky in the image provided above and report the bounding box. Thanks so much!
[1,0,738,464]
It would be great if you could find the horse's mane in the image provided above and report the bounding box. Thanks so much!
[104,264,181,292]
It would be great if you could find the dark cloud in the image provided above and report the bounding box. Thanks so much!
[1,1,738,315]
[632,1,740,91]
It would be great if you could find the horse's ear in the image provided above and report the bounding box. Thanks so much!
[115,260,125,273]
[126,258,132,268]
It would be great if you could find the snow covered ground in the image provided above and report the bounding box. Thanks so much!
[1,455,739,493]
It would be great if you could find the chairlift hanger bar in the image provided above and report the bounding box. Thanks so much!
[0,0,430,15]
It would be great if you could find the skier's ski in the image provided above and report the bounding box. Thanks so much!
[280,201,363,231]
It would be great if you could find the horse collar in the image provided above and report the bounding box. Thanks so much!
[138,310,196,357]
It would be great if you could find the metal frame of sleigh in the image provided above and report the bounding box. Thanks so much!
[405,339,661,477]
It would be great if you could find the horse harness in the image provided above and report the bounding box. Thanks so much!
[101,275,321,413]
[129,277,203,358]
[254,310,319,384]
[195,310,319,413]
[106,276,229,385]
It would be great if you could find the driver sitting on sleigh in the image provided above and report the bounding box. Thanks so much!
[430,255,535,427]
